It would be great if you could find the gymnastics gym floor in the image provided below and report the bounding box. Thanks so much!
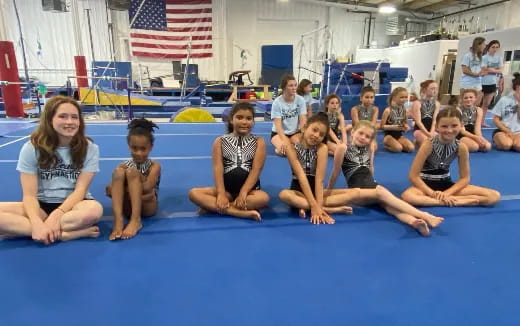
[0,121,519,326]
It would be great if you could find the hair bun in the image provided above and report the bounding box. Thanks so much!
[128,118,159,133]
[513,72,520,79]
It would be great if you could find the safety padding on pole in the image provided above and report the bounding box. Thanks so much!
[74,56,88,88]
[0,41,24,117]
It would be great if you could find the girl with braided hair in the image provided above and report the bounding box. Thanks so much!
[106,118,161,240]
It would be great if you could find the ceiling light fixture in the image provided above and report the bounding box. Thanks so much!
[378,2,397,14]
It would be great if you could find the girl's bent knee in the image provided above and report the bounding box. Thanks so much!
[125,167,141,179]
[80,201,103,224]
[497,143,512,151]
[278,190,291,201]
[401,191,413,203]
[188,188,200,201]
[90,201,104,217]
[487,190,501,205]
[112,167,125,179]
[467,144,479,152]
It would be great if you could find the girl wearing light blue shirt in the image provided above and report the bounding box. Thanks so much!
[460,37,486,104]
[491,73,520,151]
[271,75,308,156]
[482,40,503,126]
[0,96,102,245]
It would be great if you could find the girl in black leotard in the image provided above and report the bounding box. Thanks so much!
[380,87,415,153]
[402,107,500,207]
[351,86,379,152]
[327,121,444,237]
[189,102,269,221]
[351,86,379,129]
[324,94,349,164]
[457,89,491,152]
[412,80,440,147]
[279,113,358,225]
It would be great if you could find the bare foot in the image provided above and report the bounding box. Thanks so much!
[247,210,262,222]
[299,209,306,218]
[419,213,444,228]
[231,209,262,221]
[324,206,353,215]
[320,214,336,224]
[453,198,480,206]
[109,219,124,240]
[62,226,101,241]
[197,207,208,215]
[411,219,430,237]
[121,219,142,239]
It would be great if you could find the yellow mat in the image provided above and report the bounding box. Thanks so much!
[79,88,162,106]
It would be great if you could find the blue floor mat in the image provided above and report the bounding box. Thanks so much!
[0,121,519,326]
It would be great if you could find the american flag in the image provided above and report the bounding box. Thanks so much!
[129,0,213,59]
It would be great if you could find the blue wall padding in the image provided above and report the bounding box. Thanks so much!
[92,61,132,90]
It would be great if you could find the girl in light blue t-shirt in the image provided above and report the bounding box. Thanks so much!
[271,74,308,156]
[482,40,503,126]
[459,37,486,103]
[491,73,520,151]
[0,96,102,245]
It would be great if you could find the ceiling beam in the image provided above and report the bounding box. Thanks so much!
[403,0,449,10]
[429,0,510,20]
[418,0,461,11]
[294,0,432,18]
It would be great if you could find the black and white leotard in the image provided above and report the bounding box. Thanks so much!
[221,133,261,198]
[414,99,436,131]
[290,142,318,194]
[342,144,378,189]
[460,106,477,135]
[357,104,376,122]
[420,136,459,191]
[124,158,160,195]
[327,111,340,139]
[384,105,406,139]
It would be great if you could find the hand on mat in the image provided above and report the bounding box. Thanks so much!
[216,193,230,213]
[234,192,248,210]
[32,222,52,245]
[45,210,62,243]
[320,212,335,225]
[310,206,326,224]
